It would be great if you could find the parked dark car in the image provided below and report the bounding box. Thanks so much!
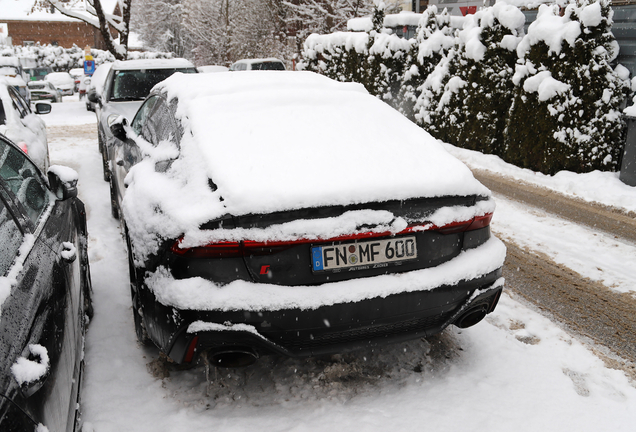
[0,133,92,431]
[87,58,197,182]
[108,72,505,368]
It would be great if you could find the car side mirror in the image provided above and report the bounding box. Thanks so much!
[47,166,78,201]
[34,103,51,115]
[87,90,99,104]
[110,117,128,142]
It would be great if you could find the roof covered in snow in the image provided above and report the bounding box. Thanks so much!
[0,0,118,22]
[111,58,194,71]
[123,71,489,240]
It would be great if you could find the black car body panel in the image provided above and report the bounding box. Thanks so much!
[0,134,92,431]
[141,269,503,363]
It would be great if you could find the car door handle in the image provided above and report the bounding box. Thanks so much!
[60,242,77,263]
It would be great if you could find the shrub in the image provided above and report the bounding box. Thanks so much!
[398,6,454,121]
[504,0,629,174]
[415,3,525,155]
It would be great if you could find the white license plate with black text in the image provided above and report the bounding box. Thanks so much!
[311,236,417,272]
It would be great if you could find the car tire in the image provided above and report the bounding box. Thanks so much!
[126,232,152,346]
[109,176,119,220]
[98,131,110,182]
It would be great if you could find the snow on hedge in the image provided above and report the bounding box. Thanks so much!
[1,43,173,71]
[302,0,631,176]
[505,0,628,174]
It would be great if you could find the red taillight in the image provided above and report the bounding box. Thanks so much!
[171,212,493,257]
[432,212,493,234]
[171,240,242,258]
[18,142,28,154]
[184,335,199,363]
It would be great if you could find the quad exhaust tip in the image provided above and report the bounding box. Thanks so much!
[205,347,259,368]
[454,305,488,329]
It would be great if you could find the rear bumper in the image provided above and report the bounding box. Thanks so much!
[148,269,504,364]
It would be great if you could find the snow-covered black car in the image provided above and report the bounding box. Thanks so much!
[108,72,506,367]
[0,133,92,431]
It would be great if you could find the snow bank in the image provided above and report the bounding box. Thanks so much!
[443,142,636,213]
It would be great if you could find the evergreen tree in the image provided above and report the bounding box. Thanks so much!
[416,3,524,154]
[398,6,453,121]
[504,0,629,174]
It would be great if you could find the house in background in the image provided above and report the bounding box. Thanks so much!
[0,0,119,49]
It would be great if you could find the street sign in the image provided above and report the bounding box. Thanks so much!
[84,60,95,76]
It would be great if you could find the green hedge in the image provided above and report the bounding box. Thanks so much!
[301,0,630,175]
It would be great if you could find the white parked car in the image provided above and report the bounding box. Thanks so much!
[229,58,285,71]
[197,65,229,73]
[0,77,51,172]
[45,72,75,96]
[69,67,85,92]
[0,57,30,104]
[28,80,62,103]
[85,62,112,112]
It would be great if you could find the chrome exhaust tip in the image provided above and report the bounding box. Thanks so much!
[205,347,259,368]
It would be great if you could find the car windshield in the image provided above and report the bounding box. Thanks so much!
[251,62,285,71]
[27,68,50,79]
[109,68,197,101]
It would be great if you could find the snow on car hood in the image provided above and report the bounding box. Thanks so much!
[124,72,491,259]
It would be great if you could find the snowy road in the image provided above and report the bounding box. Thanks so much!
[44,101,636,431]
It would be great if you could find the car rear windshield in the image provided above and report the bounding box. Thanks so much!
[109,68,197,101]
[251,62,285,71]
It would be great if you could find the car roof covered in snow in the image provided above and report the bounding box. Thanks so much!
[111,58,195,71]
[232,58,283,65]
[143,71,489,220]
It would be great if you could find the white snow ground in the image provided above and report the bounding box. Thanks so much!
[45,100,636,432]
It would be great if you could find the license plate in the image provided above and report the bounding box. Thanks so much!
[311,236,417,272]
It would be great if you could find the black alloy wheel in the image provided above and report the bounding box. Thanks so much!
[126,232,152,346]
